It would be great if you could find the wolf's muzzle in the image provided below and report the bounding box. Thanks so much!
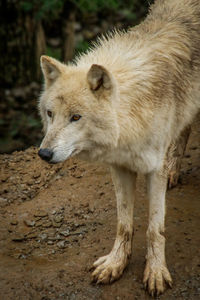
[38,148,53,162]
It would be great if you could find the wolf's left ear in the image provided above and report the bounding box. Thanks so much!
[40,55,64,88]
[87,64,113,96]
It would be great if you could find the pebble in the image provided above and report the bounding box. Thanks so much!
[52,221,62,228]
[38,233,48,241]
[33,172,40,179]
[26,232,37,239]
[68,282,73,286]
[34,211,48,217]
[60,230,70,237]
[12,234,25,242]
[0,197,8,203]
[24,220,35,227]
[35,179,41,184]
[35,220,43,227]
[10,220,18,225]
[68,292,76,300]
[42,221,52,228]
[48,236,57,241]
[57,240,65,249]
[47,241,54,245]
[53,215,63,223]
[55,234,62,240]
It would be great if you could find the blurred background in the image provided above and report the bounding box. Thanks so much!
[0,0,153,154]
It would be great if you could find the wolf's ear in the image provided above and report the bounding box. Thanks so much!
[87,64,113,96]
[40,55,64,88]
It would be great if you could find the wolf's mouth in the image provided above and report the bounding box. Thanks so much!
[69,148,80,158]
[50,148,80,164]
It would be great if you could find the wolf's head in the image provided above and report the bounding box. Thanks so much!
[38,56,119,163]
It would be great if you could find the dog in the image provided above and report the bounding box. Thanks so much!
[38,0,200,296]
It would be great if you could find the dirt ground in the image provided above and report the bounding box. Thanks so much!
[0,116,199,300]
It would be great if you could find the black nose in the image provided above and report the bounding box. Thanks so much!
[38,148,53,162]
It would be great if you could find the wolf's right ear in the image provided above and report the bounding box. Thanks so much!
[40,55,64,88]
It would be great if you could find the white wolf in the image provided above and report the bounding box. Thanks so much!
[38,0,200,296]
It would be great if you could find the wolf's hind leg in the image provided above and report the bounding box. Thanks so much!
[167,126,191,189]
[92,166,136,284]
[143,168,172,296]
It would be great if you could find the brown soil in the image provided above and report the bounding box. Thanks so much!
[0,116,199,300]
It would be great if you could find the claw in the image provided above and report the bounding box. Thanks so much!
[143,281,147,290]
[89,265,95,272]
[150,289,155,298]
[90,252,128,286]
[96,279,102,285]
[91,276,97,283]
[143,263,172,297]
[110,276,116,283]
[167,280,173,288]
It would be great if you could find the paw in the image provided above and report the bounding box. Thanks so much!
[143,262,172,297]
[91,253,127,284]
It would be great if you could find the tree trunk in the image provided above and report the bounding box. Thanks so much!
[0,1,46,88]
[35,20,46,81]
[62,11,75,63]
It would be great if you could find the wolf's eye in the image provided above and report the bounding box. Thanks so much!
[47,110,52,118]
[70,114,82,122]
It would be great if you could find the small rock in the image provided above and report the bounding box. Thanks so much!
[12,234,25,242]
[53,215,63,223]
[57,240,65,249]
[24,220,35,227]
[33,172,40,179]
[38,233,48,241]
[34,217,42,221]
[0,174,9,182]
[0,197,8,204]
[35,180,41,184]
[55,234,61,239]
[60,230,70,237]
[26,232,37,239]
[47,241,54,245]
[10,220,18,225]
[35,220,43,227]
[52,221,62,228]
[34,211,48,217]
[42,221,52,228]
[68,292,76,300]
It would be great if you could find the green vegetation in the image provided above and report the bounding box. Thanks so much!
[20,0,150,19]
[1,0,153,153]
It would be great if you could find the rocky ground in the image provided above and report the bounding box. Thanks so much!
[0,116,199,300]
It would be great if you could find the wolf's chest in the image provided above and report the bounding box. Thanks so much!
[99,146,164,174]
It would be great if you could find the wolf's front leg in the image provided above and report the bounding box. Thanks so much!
[144,169,172,296]
[92,166,136,284]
